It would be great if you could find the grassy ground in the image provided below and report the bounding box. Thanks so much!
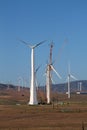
[0,89,87,130]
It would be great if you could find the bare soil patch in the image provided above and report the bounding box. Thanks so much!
[0,90,87,130]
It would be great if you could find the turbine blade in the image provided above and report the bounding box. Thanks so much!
[34,70,38,88]
[34,40,47,48]
[35,73,38,90]
[35,78,38,88]
[68,61,71,75]
[65,77,68,82]
[50,65,62,79]
[50,75,55,84]
[18,39,32,48]
[70,74,77,80]
[35,65,41,73]
[49,73,54,84]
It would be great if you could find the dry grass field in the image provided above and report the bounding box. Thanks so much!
[0,89,87,130]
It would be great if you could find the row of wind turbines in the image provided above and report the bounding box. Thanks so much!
[19,39,78,105]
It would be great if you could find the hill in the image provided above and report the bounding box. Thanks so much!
[52,80,87,93]
[0,80,87,93]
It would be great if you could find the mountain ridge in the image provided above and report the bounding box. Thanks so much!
[0,80,87,93]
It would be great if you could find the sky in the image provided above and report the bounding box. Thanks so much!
[0,0,87,87]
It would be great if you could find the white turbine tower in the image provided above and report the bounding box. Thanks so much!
[79,82,82,92]
[46,64,61,104]
[46,43,61,104]
[77,82,82,92]
[19,39,46,105]
[67,63,77,98]
[17,76,24,92]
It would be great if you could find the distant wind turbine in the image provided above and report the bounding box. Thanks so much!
[19,39,46,105]
[77,82,82,92]
[17,76,24,92]
[35,65,41,90]
[67,62,77,98]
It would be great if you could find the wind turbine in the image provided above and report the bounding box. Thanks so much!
[35,65,41,90]
[79,82,82,92]
[19,39,46,105]
[77,82,82,93]
[67,63,77,98]
[17,76,24,92]
[46,42,61,104]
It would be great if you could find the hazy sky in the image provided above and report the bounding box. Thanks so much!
[0,0,87,86]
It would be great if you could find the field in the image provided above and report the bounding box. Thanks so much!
[0,89,87,130]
